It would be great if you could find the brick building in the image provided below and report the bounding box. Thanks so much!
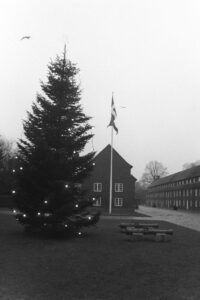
[146,165,200,210]
[82,144,137,215]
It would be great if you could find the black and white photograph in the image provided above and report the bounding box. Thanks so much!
[1,1,200,299]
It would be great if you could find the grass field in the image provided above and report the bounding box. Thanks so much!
[1,213,200,300]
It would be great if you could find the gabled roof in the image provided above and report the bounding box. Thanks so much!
[95,144,133,169]
[149,165,200,188]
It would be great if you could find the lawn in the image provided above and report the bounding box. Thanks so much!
[1,213,200,300]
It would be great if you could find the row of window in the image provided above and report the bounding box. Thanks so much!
[148,199,200,209]
[93,197,123,207]
[151,176,200,189]
[147,188,200,199]
[93,183,123,192]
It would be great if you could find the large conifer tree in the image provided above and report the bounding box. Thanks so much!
[14,48,100,236]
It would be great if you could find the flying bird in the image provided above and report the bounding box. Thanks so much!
[20,36,31,40]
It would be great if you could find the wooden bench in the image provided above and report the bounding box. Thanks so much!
[125,227,173,242]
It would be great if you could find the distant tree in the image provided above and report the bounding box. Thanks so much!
[182,160,200,170]
[140,160,168,188]
[0,136,18,194]
[135,181,146,205]
[0,137,17,170]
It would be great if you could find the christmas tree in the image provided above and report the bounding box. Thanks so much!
[13,47,100,236]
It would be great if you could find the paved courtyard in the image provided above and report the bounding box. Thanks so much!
[2,206,200,232]
[136,205,200,232]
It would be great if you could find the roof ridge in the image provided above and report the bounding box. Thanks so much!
[95,144,132,169]
[149,164,200,188]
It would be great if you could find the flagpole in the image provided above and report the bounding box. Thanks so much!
[108,92,118,215]
[109,125,113,215]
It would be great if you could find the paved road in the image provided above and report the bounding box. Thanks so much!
[136,205,200,232]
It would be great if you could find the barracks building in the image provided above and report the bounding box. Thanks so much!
[146,165,200,210]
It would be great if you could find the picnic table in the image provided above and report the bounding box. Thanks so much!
[119,222,159,232]
[119,223,173,242]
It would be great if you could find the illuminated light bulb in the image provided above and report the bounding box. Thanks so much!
[65,184,69,188]
[65,224,68,228]
[12,190,16,194]
[92,197,95,201]
[13,210,17,214]
[75,204,78,208]
[23,214,27,218]
[12,169,16,173]
[44,200,48,204]
[88,216,91,220]
[20,167,23,170]
[37,212,41,216]
[92,163,95,166]
[78,232,82,236]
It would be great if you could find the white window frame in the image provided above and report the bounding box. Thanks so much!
[114,198,123,207]
[93,197,102,207]
[93,183,102,192]
[115,183,123,192]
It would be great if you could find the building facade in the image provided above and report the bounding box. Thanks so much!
[82,144,137,215]
[146,165,200,210]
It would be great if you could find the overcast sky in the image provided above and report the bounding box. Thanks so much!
[1,0,200,179]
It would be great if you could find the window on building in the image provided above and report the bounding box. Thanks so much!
[114,198,123,207]
[195,189,198,197]
[115,183,123,192]
[93,197,102,206]
[93,183,102,192]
